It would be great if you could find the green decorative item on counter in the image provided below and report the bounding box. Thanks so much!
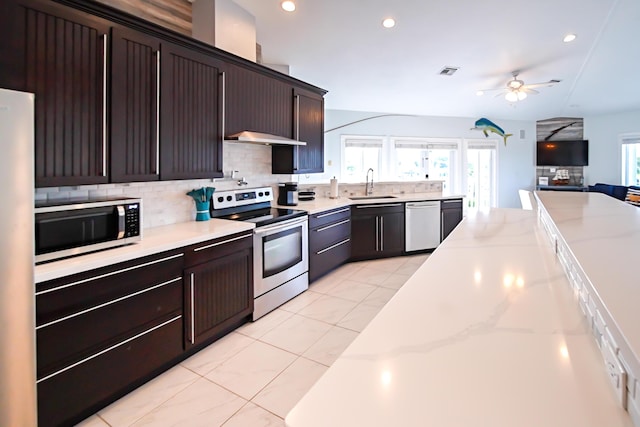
[187,187,215,221]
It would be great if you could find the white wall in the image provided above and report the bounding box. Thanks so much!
[584,109,640,185]
[298,109,536,209]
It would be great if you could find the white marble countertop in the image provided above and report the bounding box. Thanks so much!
[286,208,632,427]
[35,219,254,283]
[291,192,465,215]
[535,191,640,375]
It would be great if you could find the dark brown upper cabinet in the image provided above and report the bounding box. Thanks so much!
[160,42,224,180]
[110,26,161,183]
[272,87,325,174]
[14,0,112,187]
[223,62,293,138]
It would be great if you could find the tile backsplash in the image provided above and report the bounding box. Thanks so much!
[35,143,443,229]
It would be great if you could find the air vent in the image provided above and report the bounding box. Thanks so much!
[439,66,459,76]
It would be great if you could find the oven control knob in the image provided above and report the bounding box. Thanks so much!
[217,196,223,203]
[226,195,233,201]
[258,192,264,197]
[265,191,270,196]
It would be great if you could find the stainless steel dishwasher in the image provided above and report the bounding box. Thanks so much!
[405,201,441,251]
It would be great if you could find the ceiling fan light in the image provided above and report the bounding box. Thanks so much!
[281,0,296,12]
[505,91,518,102]
[517,91,527,100]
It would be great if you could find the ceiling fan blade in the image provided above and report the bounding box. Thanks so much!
[521,88,539,95]
[523,80,560,89]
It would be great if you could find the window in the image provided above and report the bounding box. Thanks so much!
[621,133,640,186]
[465,139,498,210]
[392,138,460,193]
[341,136,384,183]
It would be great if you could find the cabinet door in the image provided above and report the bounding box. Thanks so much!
[380,211,405,256]
[272,87,325,174]
[110,26,161,182]
[160,42,223,180]
[441,199,463,241]
[350,210,379,259]
[184,248,253,347]
[224,62,293,137]
[18,0,111,187]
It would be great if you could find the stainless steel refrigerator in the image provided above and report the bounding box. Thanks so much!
[0,88,37,425]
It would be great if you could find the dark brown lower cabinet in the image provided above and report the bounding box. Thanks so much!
[350,203,405,260]
[441,199,463,241]
[184,232,254,348]
[308,207,351,282]
[35,250,185,427]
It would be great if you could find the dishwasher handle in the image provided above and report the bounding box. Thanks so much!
[406,201,440,209]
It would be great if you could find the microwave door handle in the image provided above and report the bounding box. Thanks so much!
[117,206,125,239]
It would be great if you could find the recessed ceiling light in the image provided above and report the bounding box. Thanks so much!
[476,91,484,96]
[281,0,296,12]
[382,18,396,28]
[563,33,576,43]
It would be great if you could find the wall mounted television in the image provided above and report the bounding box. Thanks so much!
[536,140,589,166]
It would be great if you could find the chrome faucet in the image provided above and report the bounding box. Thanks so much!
[365,168,374,195]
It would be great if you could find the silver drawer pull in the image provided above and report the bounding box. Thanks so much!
[316,219,350,233]
[315,208,349,219]
[190,273,195,344]
[36,315,182,384]
[193,233,252,252]
[36,254,184,296]
[316,239,350,255]
[37,277,182,330]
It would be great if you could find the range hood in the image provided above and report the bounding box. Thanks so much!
[224,131,306,146]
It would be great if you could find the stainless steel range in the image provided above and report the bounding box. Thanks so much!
[210,187,309,320]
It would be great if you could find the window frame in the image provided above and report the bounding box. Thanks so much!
[619,132,640,186]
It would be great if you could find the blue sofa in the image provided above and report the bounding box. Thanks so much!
[588,183,640,205]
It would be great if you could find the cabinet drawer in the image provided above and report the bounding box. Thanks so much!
[309,206,350,229]
[184,231,253,268]
[309,238,351,282]
[441,199,463,210]
[36,250,184,326]
[37,279,182,379]
[309,218,351,253]
[351,203,404,216]
[37,315,183,427]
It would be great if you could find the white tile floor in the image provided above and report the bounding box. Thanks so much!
[77,254,429,427]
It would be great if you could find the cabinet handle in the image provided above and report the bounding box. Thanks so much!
[221,71,226,139]
[36,253,184,296]
[316,219,350,233]
[102,34,108,177]
[193,233,252,252]
[375,216,379,251]
[380,216,384,251]
[315,207,349,219]
[190,272,195,344]
[36,315,181,384]
[155,49,161,175]
[36,277,181,330]
[441,211,444,241]
[317,238,350,255]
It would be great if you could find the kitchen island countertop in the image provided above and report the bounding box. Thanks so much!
[286,206,633,427]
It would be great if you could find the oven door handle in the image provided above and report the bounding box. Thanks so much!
[254,216,308,235]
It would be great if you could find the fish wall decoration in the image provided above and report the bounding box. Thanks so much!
[472,118,512,145]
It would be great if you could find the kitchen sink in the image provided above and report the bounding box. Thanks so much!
[349,195,397,200]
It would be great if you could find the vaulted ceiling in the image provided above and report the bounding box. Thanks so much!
[234,0,640,121]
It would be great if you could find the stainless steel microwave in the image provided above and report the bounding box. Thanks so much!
[35,197,142,264]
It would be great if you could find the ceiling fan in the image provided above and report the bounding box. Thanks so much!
[479,71,561,102]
